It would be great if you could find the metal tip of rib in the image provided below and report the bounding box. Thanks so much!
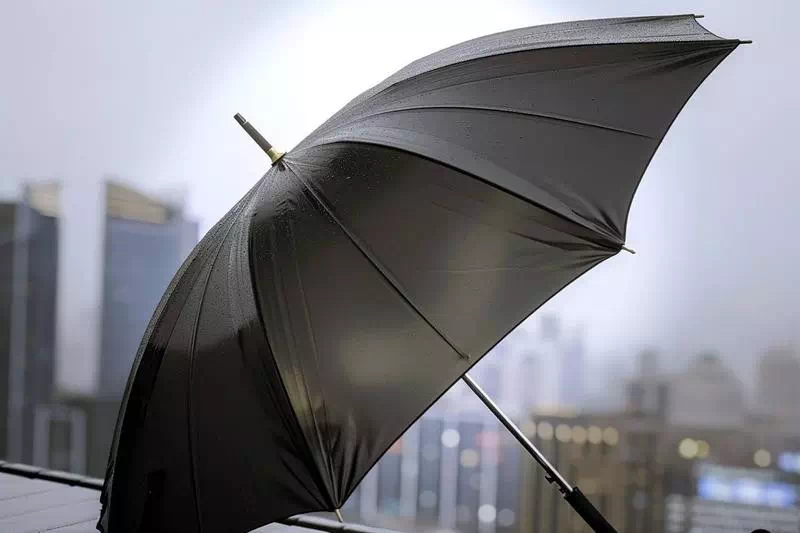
[739,40,753,44]
[694,14,704,19]
[621,245,636,255]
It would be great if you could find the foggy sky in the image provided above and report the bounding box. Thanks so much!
[1,1,797,393]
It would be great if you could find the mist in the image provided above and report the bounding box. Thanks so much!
[1,0,797,394]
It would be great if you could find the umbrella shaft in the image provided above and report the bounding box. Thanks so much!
[460,373,572,492]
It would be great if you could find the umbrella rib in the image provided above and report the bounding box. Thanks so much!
[102,188,258,503]
[328,104,654,140]
[429,200,612,254]
[283,162,472,361]
[301,33,732,145]
[290,141,621,251]
[263,222,341,508]
[285,220,340,503]
[244,179,342,509]
[185,196,251,532]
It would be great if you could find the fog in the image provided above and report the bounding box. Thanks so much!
[1,0,797,394]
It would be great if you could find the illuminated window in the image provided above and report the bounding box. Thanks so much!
[537,422,553,440]
[696,440,710,459]
[460,448,480,468]
[556,424,572,443]
[572,426,587,444]
[603,427,619,446]
[588,426,603,444]
[678,438,698,459]
[754,449,771,468]
[521,420,537,437]
[478,504,497,523]
[442,429,460,448]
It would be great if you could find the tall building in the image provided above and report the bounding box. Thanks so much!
[0,182,60,465]
[755,346,800,430]
[627,349,670,419]
[517,352,538,413]
[540,314,560,342]
[527,315,562,409]
[98,182,197,398]
[31,181,197,476]
[558,325,586,411]
[668,352,745,429]
[342,393,800,533]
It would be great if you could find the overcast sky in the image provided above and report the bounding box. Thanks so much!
[1,0,797,393]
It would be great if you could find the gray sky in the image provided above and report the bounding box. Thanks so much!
[1,0,797,392]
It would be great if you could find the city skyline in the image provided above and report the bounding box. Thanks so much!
[0,3,797,532]
[0,179,198,476]
[2,179,798,532]
[2,1,798,386]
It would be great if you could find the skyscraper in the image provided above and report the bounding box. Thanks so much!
[669,352,745,429]
[31,180,197,476]
[755,346,800,429]
[517,352,538,413]
[0,182,60,464]
[627,350,670,419]
[533,315,562,409]
[558,324,586,411]
[98,182,197,398]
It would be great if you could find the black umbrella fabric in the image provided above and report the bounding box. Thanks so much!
[99,15,743,533]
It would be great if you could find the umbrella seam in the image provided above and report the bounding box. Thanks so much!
[185,193,252,533]
[229,186,332,509]
[618,45,738,233]
[297,37,738,147]
[324,104,655,140]
[286,219,341,504]
[289,141,620,251]
[100,183,259,518]
[356,38,740,106]
[271,221,340,507]
[283,162,472,361]
[247,175,341,509]
[429,199,608,253]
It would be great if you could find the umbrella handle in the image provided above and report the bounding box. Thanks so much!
[461,373,618,533]
[565,487,618,533]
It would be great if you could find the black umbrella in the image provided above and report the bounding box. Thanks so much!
[99,14,746,533]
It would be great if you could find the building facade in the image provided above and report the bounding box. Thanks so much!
[341,351,800,533]
[0,183,60,465]
[756,346,800,431]
[10,181,197,477]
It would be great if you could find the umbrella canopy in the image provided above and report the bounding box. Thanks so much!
[99,14,743,533]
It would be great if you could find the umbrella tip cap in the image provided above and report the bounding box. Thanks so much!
[234,113,247,126]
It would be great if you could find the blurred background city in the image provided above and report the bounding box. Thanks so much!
[1,1,798,533]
